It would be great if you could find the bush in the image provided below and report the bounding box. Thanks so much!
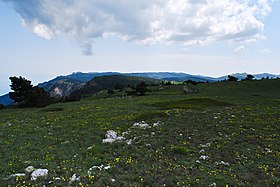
[171,146,190,155]
[107,89,115,94]
[136,82,148,96]
[184,80,198,85]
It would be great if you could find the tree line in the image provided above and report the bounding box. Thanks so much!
[226,74,255,82]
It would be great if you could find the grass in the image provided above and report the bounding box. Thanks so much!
[0,79,280,186]
[153,98,232,109]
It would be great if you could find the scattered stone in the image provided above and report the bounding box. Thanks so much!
[116,136,125,141]
[69,174,80,185]
[102,138,116,143]
[122,131,130,136]
[153,121,161,127]
[73,154,78,158]
[200,143,211,148]
[103,121,160,144]
[25,166,35,173]
[10,173,26,177]
[103,166,111,170]
[199,149,205,153]
[31,169,48,180]
[199,155,209,160]
[133,121,149,128]
[88,164,111,175]
[126,139,133,145]
[220,161,230,166]
[105,130,117,139]
[265,148,272,153]
[209,182,217,187]
[102,130,125,143]
[87,146,93,150]
[214,161,230,166]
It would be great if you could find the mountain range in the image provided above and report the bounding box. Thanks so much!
[1,72,279,106]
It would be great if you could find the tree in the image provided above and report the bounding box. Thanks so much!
[227,75,238,81]
[9,76,33,104]
[245,74,254,81]
[27,86,51,107]
[9,76,51,107]
[136,82,148,96]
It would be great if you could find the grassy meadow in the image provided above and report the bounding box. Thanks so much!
[0,79,280,186]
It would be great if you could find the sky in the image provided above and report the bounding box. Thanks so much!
[0,0,280,95]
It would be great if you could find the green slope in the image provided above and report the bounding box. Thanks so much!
[0,79,279,186]
[69,75,162,98]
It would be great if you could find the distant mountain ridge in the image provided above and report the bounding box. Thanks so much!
[218,73,280,81]
[48,71,280,83]
[1,72,279,106]
[0,94,13,106]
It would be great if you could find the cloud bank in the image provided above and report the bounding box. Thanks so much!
[3,0,275,55]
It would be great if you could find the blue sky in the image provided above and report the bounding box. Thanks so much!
[0,0,280,95]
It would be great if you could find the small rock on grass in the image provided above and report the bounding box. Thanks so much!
[31,169,48,180]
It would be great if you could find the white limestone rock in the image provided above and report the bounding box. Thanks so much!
[31,169,48,180]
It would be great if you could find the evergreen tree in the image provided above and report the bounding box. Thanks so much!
[245,74,255,81]
[9,76,51,107]
[227,75,238,81]
[27,86,51,107]
[9,76,33,105]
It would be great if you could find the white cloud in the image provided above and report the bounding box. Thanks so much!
[2,0,275,55]
[32,22,54,40]
[234,46,246,53]
[262,48,272,54]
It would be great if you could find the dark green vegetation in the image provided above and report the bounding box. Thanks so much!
[9,76,51,107]
[0,79,280,186]
[69,75,161,100]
